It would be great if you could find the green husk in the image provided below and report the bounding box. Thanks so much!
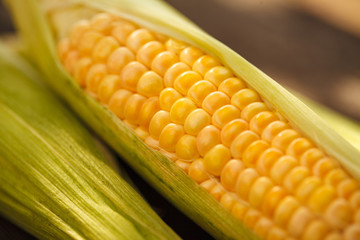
[0,43,179,240]
[4,0,360,239]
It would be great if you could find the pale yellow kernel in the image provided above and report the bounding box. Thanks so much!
[250,111,279,135]
[324,169,348,187]
[64,50,79,75]
[295,176,321,203]
[220,193,236,211]
[57,38,70,62]
[174,71,202,95]
[308,185,335,213]
[112,20,137,44]
[235,168,259,200]
[231,201,249,220]
[283,166,310,192]
[170,98,197,124]
[152,51,179,76]
[230,130,259,159]
[85,63,107,94]
[212,105,241,129]
[312,158,338,178]
[204,66,233,87]
[325,232,342,240]
[184,109,211,135]
[262,120,290,143]
[202,91,230,115]
[108,89,132,119]
[249,177,274,209]
[78,30,103,55]
[219,77,246,97]
[175,135,199,160]
[137,41,165,67]
[270,156,298,185]
[180,46,204,66]
[138,97,160,128]
[124,94,146,125]
[210,183,226,201]
[188,159,210,183]
[74,57,92,87]
[69,20,90,47]
[241,102,269,122]
[149,110,170,139]
[243,140,269,168]
[107,47,135,73]
[188,80,217,107]
[274,196,300,228]
[92,36,119,62]
[159,123,184,152]
[350,191,360,209]
[254,217,273,239]
[221,119,248,148]
[123,119,137,129]
[257,148,283,176]
[175,160,190,173]
[344,224,360,240]
[266,227,287,240]
[165,38,188,54]
[98,75,121,104]
[200,178,217,193]
[159,149,177,161]
[300,148,325,168]
[134,126,149,141]
[203,144,231,176]
[197,125,221,157]
[302,220,330,240]
[231,88,260,110]
[263,187,288,218]
[272,129,301,152]
[137,71,163,97]
[287,207,315,238]
[159,88,182,111]
[286,138,314,159]
[121,61,148,91]
[355,209,360,222]
[145,136,160,150]
[163,62,191,87]
[243,209,261,229]
[338,179,359,198]
[90,13,114,33]
[221,159,244,191]
[193,55,221,76]
[126,28,155,52]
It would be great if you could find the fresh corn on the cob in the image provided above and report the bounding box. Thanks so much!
[0,43,179,240]
[5,0,360,239]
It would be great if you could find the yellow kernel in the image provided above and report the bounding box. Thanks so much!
[138,97,160,128]
[159,123,184,152]
[193,55,221,76]
[257,148,283,176]
[90,13,114,33]
[74,57,92,87]
[350,191,360,209]
[266,226,287,240]
[136,71,163,97]
[188,80,217,107]
[204,66,233,87]
[210,183,226,201]
[295,176,321,203]
[163,62,191,87]
[286,138,314,159]
[197,125,221,157]
[302,220,330,240]
[219,77,246,97]
[203,144,231,176]
[338,179,359,198]
[152,51,179,76]
[325,232,342,240]
[262,186,287,217]
[344,224,360,240]
[175,135,199,160]
[249,177,274,209]
[250,111,279,134]
[108,89,132,119]
[159,88,182,111]
[241,102,269,122]
[230,130,259,159]
[220,193,236,211]
[149,110,170,139]
[112,20,137,45]
[272,129,301,152]
[98,75,121,104]
[68,19,90,47]
[85,63,107,94]
[57,38,70,62]
[179,46,204,66]
[123,94,146,125]
[274,196,300,228]
[287,207,315,238]
[308,185,335,212]
[78,30,103,55]
[64,50,79,75]
[212,105,241,129]
[221,119,248,147]
[231,88,260,110]
[174,71,202,95]
[324,169,348,186]
[170,98,197,124]
[175,160,190,173]
[134,126,149,141]
[184,109,211,135]
[254,217,274,239]
[137,41,165,67]
[262,120,290,143]
[106,47,135,74]
[243,140,269,168]
[283,166,310,192]
[235,168,259,200]
[231,201,249,220]
[300,148,325,168]
[200,179,217,193]
[312,158,338,178]
[121,61,148,91]
[126,28,155,52]
[145,136,160,150]
[202,91,230,114]
[270,156,298,185]
[221,159,244,191]
[92,36,119,62]
[188,159,210,183]
[165,38,188,54]
[243,209,261,229]
[124,117,138,129]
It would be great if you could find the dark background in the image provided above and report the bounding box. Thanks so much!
[0,0,359,239]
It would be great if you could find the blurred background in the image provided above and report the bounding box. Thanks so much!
[0,0,359,239]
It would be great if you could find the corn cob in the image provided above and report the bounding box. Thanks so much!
[0,43,179,240]
[5,0,360,239]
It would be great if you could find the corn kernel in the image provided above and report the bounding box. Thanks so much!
[134,126,149,140]
[159,123,184,152]
[337,179,359,198]
[92,36,119,62]
[302,220,329,240]
[202,91,230,114]
[250,111,279,135]
[312,158,338,178]
[270,156,298,185]
[90,13,114,33]
[137,41,165,67]
[159,88,182,111]
[257,148,283,176]
[283,166,310,192]
[262,186,287,217]
[249,177,274,209]
[243,140,269,168]
[193,55,220,76]
[212,105,241,129]
[137,71,163,97]
[121,61,148,91]
[200,179,217,193]
[170,98,197,124]
[300,148,325,168]
[210,183,226,201]
[262,120,290,143]
[175,135,199,160]
[287,207,315,238]
[85,63,107,94]
[295,176,321,203]
[241,102,268,122]
[107,47,135,73]
[344,224,360,240]
[163,62,191,87]
[149,110,170,139]
[175,160,191,173]
[325,232,342,240]
[126,28,155,52]
[274,196,300,228]
[231,130,259,159]
[138,97,160,128]
[74,57,92,87]
[152,51,179,76]
[78,30,103,55]
[69,19,90,47]
[123,94,146,125]
[112,20,137,44]
[232,201,249,220]
[196,125,221,157]
[184,109,211,135]
[98,74,121,104]
[188,80,217,106]
[174,71,202,95]
[231,88,260,110]
[188,159,210,183]
[286,138,313,159]
[57,38,70,62]
[165,38,187,54]
[108,89,132,119]
[308,185,335,212]
[221,159,244,191]
[243,209,261,229]
[235,168,259,200]
[221,119,248,147]
[204,66,233,87]
[254,217,274,239]
[350,191,360,209]
[180,46,204,66]
[64,50,79,75]
[324,169,348,187]
[218,77,246,97]
[220,193,236,211]
[203,144,231,176]
[272,129,301,152]
[266,227,287,240]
